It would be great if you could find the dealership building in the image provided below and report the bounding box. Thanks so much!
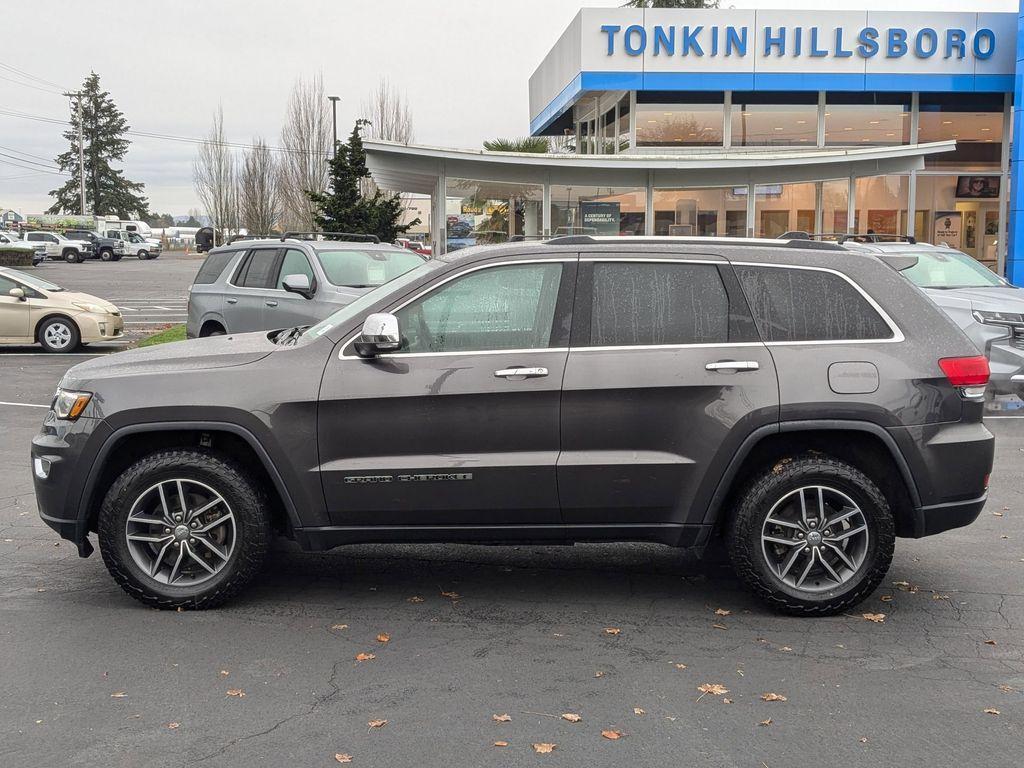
[366,6,1024,282]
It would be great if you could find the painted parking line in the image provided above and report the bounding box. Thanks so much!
[0,401,49,409]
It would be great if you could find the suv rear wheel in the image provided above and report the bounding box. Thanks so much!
[98,449,270,609]
[727,456,894,616]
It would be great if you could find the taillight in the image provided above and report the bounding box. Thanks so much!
[939,356,989,386]
[939,355,989,399]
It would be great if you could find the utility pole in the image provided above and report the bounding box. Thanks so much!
[63,91,86,215]
[328,95,340,158]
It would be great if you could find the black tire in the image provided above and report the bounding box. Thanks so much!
[112,254,123,261]
[137,250,149,260]
[98,449,270,610]
[726,455,895,616]
[99,248,114,262]
[200,323,226,338]
[37,316,81,352]
[63,249,81,264]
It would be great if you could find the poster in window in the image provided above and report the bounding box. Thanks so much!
[933,211,962,249]
[955,176,1000,199]
[579,201,621,235]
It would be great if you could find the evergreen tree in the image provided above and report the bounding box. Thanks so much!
[48,72,149,218]
[307,120,418,242]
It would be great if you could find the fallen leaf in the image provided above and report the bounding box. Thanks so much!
[862,613,886,623]
[226,689,245,698]
[219,670,229,677]
[355,653,376,662]
[331,624,348,631]
[334,754,353,764]
[859,737,868,744]
[594,671,605,678]
[561,713,582,723]
[492,713,512,723]
[998,684,1014,693]
[674,663,688,670]
[761,693,788,702]
[407,596,424,603]
[984,640,997,646]
[493,741,509,747]
[697,683,729,697]
[167,722,180,730]
[376,633,390,644]
[440,591,460,599]
[722,698,733,704]
[532,743,556,754]
[714,608,731,616]
[110,691,127,698]
[368,719,387,728]
[712,623,728,630]
[759,718,772,727]
[984,708,1001,715]
[779,646,793,652]
[603,627,621,635]
[992,511,1004,517]
[601,729,622,740]
[880,595,893,602]
[932,594,950,601]
[633,708,645,716]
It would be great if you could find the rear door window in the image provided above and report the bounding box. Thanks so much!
[236,249,280,289]
[735,265,893,342]
[193,250,239,285]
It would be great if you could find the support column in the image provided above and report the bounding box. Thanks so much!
[542,180,552,238]
[847,177,856,234]
[645,171,655,236]
[814,181,824,235]
[998,91,1012,275]
[746,183,756,238]
[906,171,917,240]
[1009,8,1024,284]
[432,166,447,256]
[723,91,733,149]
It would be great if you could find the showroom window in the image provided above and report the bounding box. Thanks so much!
[825,93,911,147]
[915,174,1002,268]
[918,93,1004,169]
[854,175,910,235]
[445,178,543,248]
[635,92,724,147]
[730,92,818,147]
[653,187,747,237]
[754,183,816,238]
[550,185,646,236]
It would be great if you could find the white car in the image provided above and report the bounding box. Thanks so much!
[24,231,95,263]
[103,229,161,260]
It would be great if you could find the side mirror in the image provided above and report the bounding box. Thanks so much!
[8,287,25,301]
[282,273,314,299]
[354,312,401,357]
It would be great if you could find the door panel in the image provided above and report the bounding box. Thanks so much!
[558,257,779,531]
[0,276,29,339]
[317,258,575,529]
[225,248,279,332]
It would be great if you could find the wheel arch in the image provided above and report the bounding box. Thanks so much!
[77,422,302,545]
[199,317,227,336]
[34,311,81,343]
[703,420,922,538]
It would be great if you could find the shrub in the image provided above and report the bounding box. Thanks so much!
[0,247,33,268]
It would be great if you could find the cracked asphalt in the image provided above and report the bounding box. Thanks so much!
[1,359,1021,767]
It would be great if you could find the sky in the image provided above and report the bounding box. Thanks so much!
[0,0,1018,215]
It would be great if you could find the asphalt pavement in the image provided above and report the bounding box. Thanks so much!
[0,259,1021,766]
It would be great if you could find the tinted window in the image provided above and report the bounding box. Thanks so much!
[317,248,423,287]
[396,263,563,353]
[238,249,279,289]
[194,250,239,285]
[590,262,730,346]
[277,249,315,289]
[26,233,40,241]
[736,266,893,342]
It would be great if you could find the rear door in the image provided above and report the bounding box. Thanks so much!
[225,247,280,332]
[557,254,779,541]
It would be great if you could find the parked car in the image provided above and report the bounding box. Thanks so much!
[186,235,425,338]
[63,230,128,262]
[103,229,159,260]
[841,240,1024,398]
[0,266,122,351]
[0,231,45,265]
[24,231,95,263]
[35,235,993,613]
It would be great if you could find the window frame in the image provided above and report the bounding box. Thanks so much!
[569,256,760,350]
[731,261,903,345]
[340,257,578,358]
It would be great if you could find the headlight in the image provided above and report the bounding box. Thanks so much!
[73,301,111,314]
[972,310,1024,327]
[52,388,92,420]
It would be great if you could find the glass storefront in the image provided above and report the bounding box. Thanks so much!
[549,184,646,236]
[918,93,1004,169]
[731,92,818,147]
[822,179,850,233]
[824,93,911,147]
[653,187,747,237]
[635,92,724,147]
[915,174,1003,268]
[854,175,910,236]
[445,178,543,249]
[755,183,816,238]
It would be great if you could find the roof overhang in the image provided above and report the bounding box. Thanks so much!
[365,140,957,195]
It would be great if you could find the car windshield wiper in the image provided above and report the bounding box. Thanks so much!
[274,325,309,346]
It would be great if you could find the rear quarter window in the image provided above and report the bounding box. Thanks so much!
[193,250,239,285]
[735,265,893,342]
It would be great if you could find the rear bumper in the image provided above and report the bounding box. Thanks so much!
[911,493,988,538]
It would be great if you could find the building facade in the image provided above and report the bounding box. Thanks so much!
[366,6,1024,282]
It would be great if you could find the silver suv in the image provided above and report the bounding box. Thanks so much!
[842,241,1024,401]
[186,233,426,338]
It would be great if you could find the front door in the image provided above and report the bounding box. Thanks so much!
[0,274,29,340]
[557,255,779,540]
[317,257,576,530]
[266,247,320,329]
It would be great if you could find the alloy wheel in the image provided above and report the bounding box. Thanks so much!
[43,322,73,350]
[760,485,870,593]
[124,478,237,587]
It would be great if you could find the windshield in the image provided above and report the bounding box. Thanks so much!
[316,248,424,288]
[128,233,145,243]
[303,260,443,341]
[900,250,1005,289]
[5,269,63,292]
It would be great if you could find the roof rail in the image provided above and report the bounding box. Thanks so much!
[281,231,380,243]
[543,234,845,251]
[779,231,917,245]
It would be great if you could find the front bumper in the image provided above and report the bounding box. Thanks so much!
[77,311,124,342]
[987,338,1024,396]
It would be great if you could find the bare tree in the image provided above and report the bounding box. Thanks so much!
[360,78,414,144]
[238,138,280,234]
[193,106,238,243]
[278,73,331,231]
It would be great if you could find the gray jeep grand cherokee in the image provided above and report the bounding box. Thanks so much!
[32,236,995,615]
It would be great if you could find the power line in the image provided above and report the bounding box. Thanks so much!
[0,60,68,91]
[0,143,55,163]
[0,73,64,96]
[0,149,64,172]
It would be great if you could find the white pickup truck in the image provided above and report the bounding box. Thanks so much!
[24,231,96,263]
[103,229,161,260]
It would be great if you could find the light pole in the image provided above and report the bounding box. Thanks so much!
[63,91,86,214]
[328,96,340,158]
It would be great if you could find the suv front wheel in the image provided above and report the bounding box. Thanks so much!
[727,456,895,616]
[98,449,270,609]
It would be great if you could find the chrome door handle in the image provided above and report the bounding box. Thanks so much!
[265,300,278,307]
[705,360,760,372]
[226,298,238,304]
[494,367,549,380]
